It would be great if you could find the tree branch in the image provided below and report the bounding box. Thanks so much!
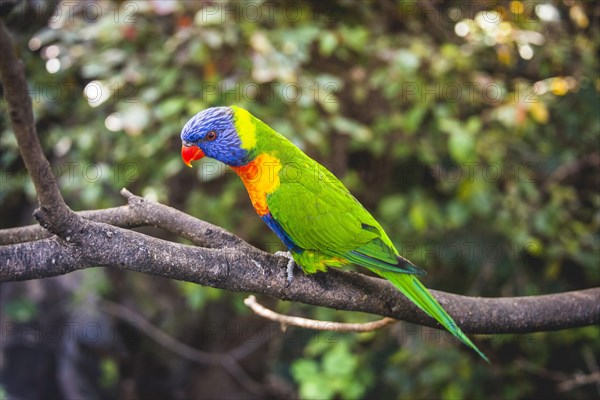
[1,19,599,338]
[1,216,598,334]
[0,20,75,232]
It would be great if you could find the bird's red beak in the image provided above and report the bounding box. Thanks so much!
[181,145,205,168]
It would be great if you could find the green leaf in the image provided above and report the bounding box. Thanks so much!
[319,31,338,56]
[403,105,428,135]
[448,129,475,162]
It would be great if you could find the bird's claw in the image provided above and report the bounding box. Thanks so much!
[275,251,296,287]
[285,259,295,287]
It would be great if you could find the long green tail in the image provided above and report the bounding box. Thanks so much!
[376,270,489,362]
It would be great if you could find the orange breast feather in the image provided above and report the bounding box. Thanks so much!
[231,154,281,216]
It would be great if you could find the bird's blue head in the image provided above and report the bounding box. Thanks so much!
[180,106,253,167]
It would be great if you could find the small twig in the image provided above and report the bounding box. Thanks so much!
[244,295,397,332]
[557,371,600,392]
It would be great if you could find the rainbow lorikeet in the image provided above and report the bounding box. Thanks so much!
[180,106,488,361]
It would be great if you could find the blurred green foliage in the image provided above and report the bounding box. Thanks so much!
[1,0,598,398]
[1,298,38,323]
[292,337,375,399]
[99,357,119,389]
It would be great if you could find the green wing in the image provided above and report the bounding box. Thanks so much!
[266,154,423,274]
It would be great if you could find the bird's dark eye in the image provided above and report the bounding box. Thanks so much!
[205,131,217,141]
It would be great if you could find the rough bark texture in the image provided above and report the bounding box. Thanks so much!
[1,19,599,336]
